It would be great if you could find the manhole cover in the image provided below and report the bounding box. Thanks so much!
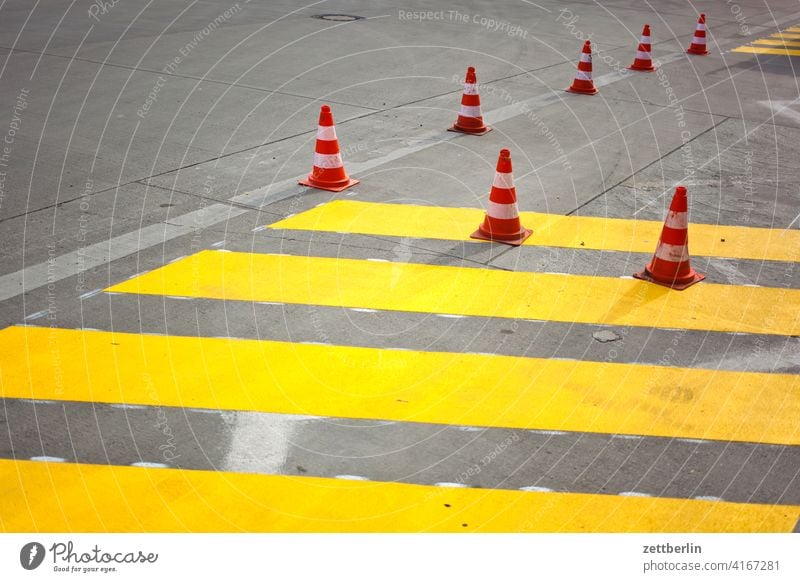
[313,14,364,22]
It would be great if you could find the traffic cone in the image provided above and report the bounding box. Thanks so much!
[686,14,710,55]
[449,66,492,135]
[629,24,656,71]
[471,149,532,246]
[633,186,705,290]
[567,40,598,95]
[299,105,359,192]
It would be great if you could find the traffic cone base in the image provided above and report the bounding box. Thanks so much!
[470,224,532,246]
[628,64,656,72]
[448,124,493,136]
[633,266,705,290]
[686,46,709,56]
[566,85,599,95]
[298,175,359,192]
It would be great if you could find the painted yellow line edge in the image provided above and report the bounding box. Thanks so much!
[266,200,800,263]
[106,250,800,338]
[753,39,800,47]
[3,326,799,445]
[3,460,798,532]
[733,46,800,56]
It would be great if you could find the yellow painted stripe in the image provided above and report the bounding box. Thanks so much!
[733,46,800,56]
[3,460,798,532]
[3,326,799,444]
[786,27,800,33]
[770,32,800,39]
[107,250,800,337]
[267,201,800,263]
[753,38,800,47]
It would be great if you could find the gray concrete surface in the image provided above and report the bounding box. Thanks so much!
[1,0,799,529]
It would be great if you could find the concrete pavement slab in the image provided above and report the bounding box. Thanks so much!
[0,182,212,277]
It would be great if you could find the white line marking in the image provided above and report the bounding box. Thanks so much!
[350,308,377,313]
[436,314,467,319]
[108,404,149,410]
[30,456,66,463]
[335,474,369,481]
[0,204,246,302]
[131,462,170,468]
[434,482,468,488]
[251,225,267,232]
[694,495,723,502]
[619,491,651,497]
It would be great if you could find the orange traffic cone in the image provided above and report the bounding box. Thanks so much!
[471,149,532,246]
[634,186,705,290]
[686,14,710,55]
[449,66,492,135]
[629,24,656,71]
[567,40,598,95]
[299,105,359,192]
